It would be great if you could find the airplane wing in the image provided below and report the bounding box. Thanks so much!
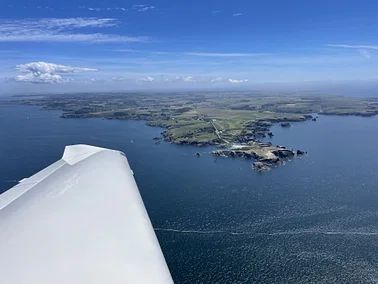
[0,145,174,284]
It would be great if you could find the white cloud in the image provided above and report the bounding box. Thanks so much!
[131,4,157,12]
[138,6,156,12]
[17,62,97,73]
[183,76,195,82]
[228,78,248,84]
[8,70,254,86]
[212,11,221,14]
[184,52,264,57]
[135,76,237,84]
[167,76,197,83]
[138,76,155,82]
[112,77,125,81]
[326,44,376,59]
[210,77,223,83]
[326,44,378,50]
[111,49,136,52]
[0,34,148,43]
[151,51,170,55]
[14,62,97,84]
[0,18,149,43]
[15,73,64,84]
[39,17,117,29]
[106,50,266,57]
[138,75,199,84]
[84,6,130,12]
[359,49,371,59]
[233,13,242,16]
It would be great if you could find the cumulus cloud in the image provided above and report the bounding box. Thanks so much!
[228,78,248,84]
[183,76,195,82]
[0,18,149,43]
[166,76,197,83]
[138,76,155,82]
[17,62,97,73]
[14,62,97,84]
[14,73,64,84]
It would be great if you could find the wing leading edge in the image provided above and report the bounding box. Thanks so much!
[0,144,173,284]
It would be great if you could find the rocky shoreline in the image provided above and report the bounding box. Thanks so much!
[159,115,313,171]
[212,142,307,172]
[13,92,359,172]
[209,116,313,172]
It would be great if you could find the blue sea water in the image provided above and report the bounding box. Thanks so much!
[1,104,378,283]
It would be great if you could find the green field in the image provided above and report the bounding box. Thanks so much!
[10,91,378,147]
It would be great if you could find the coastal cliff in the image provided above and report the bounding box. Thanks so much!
[212,143,305,171]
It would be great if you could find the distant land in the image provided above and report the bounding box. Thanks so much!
[5,92,378,171]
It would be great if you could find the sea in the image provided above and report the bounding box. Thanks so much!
[1,103,378,283]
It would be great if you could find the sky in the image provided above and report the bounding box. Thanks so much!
[1,0,378,93]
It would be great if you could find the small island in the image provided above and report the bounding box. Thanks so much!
[6,91,378,171]
[281,122,291,128]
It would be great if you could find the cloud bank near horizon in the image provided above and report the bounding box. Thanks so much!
[14,62,97,83]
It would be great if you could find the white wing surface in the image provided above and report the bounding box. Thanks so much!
[0,144,174,284]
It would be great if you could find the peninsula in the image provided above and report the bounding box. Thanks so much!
[7,92,378,171]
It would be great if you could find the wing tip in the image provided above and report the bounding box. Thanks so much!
[62,144,107,165]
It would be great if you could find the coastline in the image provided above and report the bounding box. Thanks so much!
[6,92,378,171]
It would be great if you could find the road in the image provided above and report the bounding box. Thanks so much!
[210,121,229,143]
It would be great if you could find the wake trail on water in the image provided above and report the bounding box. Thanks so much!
[154,228,378,237]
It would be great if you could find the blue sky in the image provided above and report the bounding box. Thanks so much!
[1,0,378,92]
